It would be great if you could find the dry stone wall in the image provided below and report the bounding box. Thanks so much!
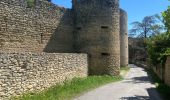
[165,56,170,86]
[0,0,74,53]
[0,53,88,99]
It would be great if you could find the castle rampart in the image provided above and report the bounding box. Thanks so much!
[0,0,128,98]
[0,0,74,53]
[73,0,120,75]
[120,9,129,67]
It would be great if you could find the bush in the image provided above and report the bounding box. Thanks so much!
[146,2,170,66]
[146,33,170,65]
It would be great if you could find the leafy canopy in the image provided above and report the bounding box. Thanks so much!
[146,2,170,66]
[129,15,165,38]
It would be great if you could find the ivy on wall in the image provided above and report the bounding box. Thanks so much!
[27,0,35,8]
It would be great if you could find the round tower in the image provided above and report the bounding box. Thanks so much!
[73,0,120,75]
[120,9,129,67]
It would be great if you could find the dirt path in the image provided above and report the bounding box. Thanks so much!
[73,64,162,100]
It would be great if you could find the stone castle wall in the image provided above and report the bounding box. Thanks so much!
[0,53,88,99]
[0,0,129,98]
[73,0,120,75]
[0,0,127,76]
[0,1,87,99]
[0,0,74,53]
[120,9,128,67]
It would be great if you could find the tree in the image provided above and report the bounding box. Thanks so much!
[146,3,170,66]
[129,15,165,62]
[162,6,170,32]
[129,15,164,38]
[146,33,170,65]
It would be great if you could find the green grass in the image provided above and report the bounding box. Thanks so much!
[120,66,130,71]
[120,66,130,77]
[147,69,170,100]
[12,75,122,100]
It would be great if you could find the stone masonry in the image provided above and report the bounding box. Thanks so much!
[0,0,74,53]
[73,0,120,75]
[120,9,128,67]
[0,0,128,75]
[165,56,170,86]
[0,53,88,99]
[0,0,128,98]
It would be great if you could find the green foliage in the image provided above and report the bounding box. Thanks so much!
[163,48,170,55]
[12,76,122,100]
[27,0,35,8]
[120,66,130,71]
[146,33,170,65]
[146,2,170,66]
[162,6,170,32]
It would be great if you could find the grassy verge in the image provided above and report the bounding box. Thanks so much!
[120,67,130,77]
[147,69,170,100]
[12,75,122,100]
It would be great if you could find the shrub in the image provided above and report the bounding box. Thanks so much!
[27,0,35,8]
[146,33,170,65]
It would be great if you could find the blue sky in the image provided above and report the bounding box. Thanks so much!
[52,0,170,29]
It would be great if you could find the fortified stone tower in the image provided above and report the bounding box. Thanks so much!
[120,9,128,67]
[72,0,120,75]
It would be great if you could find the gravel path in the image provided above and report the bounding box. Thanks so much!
[73,64,162,100]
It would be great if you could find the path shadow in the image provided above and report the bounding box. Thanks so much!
[123,66,153,84]
[121,65,162,100]
[120,88,162,100]
[123,75,152,84]
[120,95,150,100]
[132,76,151,83]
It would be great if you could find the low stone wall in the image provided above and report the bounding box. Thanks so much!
[165,56,170,86]
[149,56,170,86]
[152,64,164,80]
[0,53,88,99]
